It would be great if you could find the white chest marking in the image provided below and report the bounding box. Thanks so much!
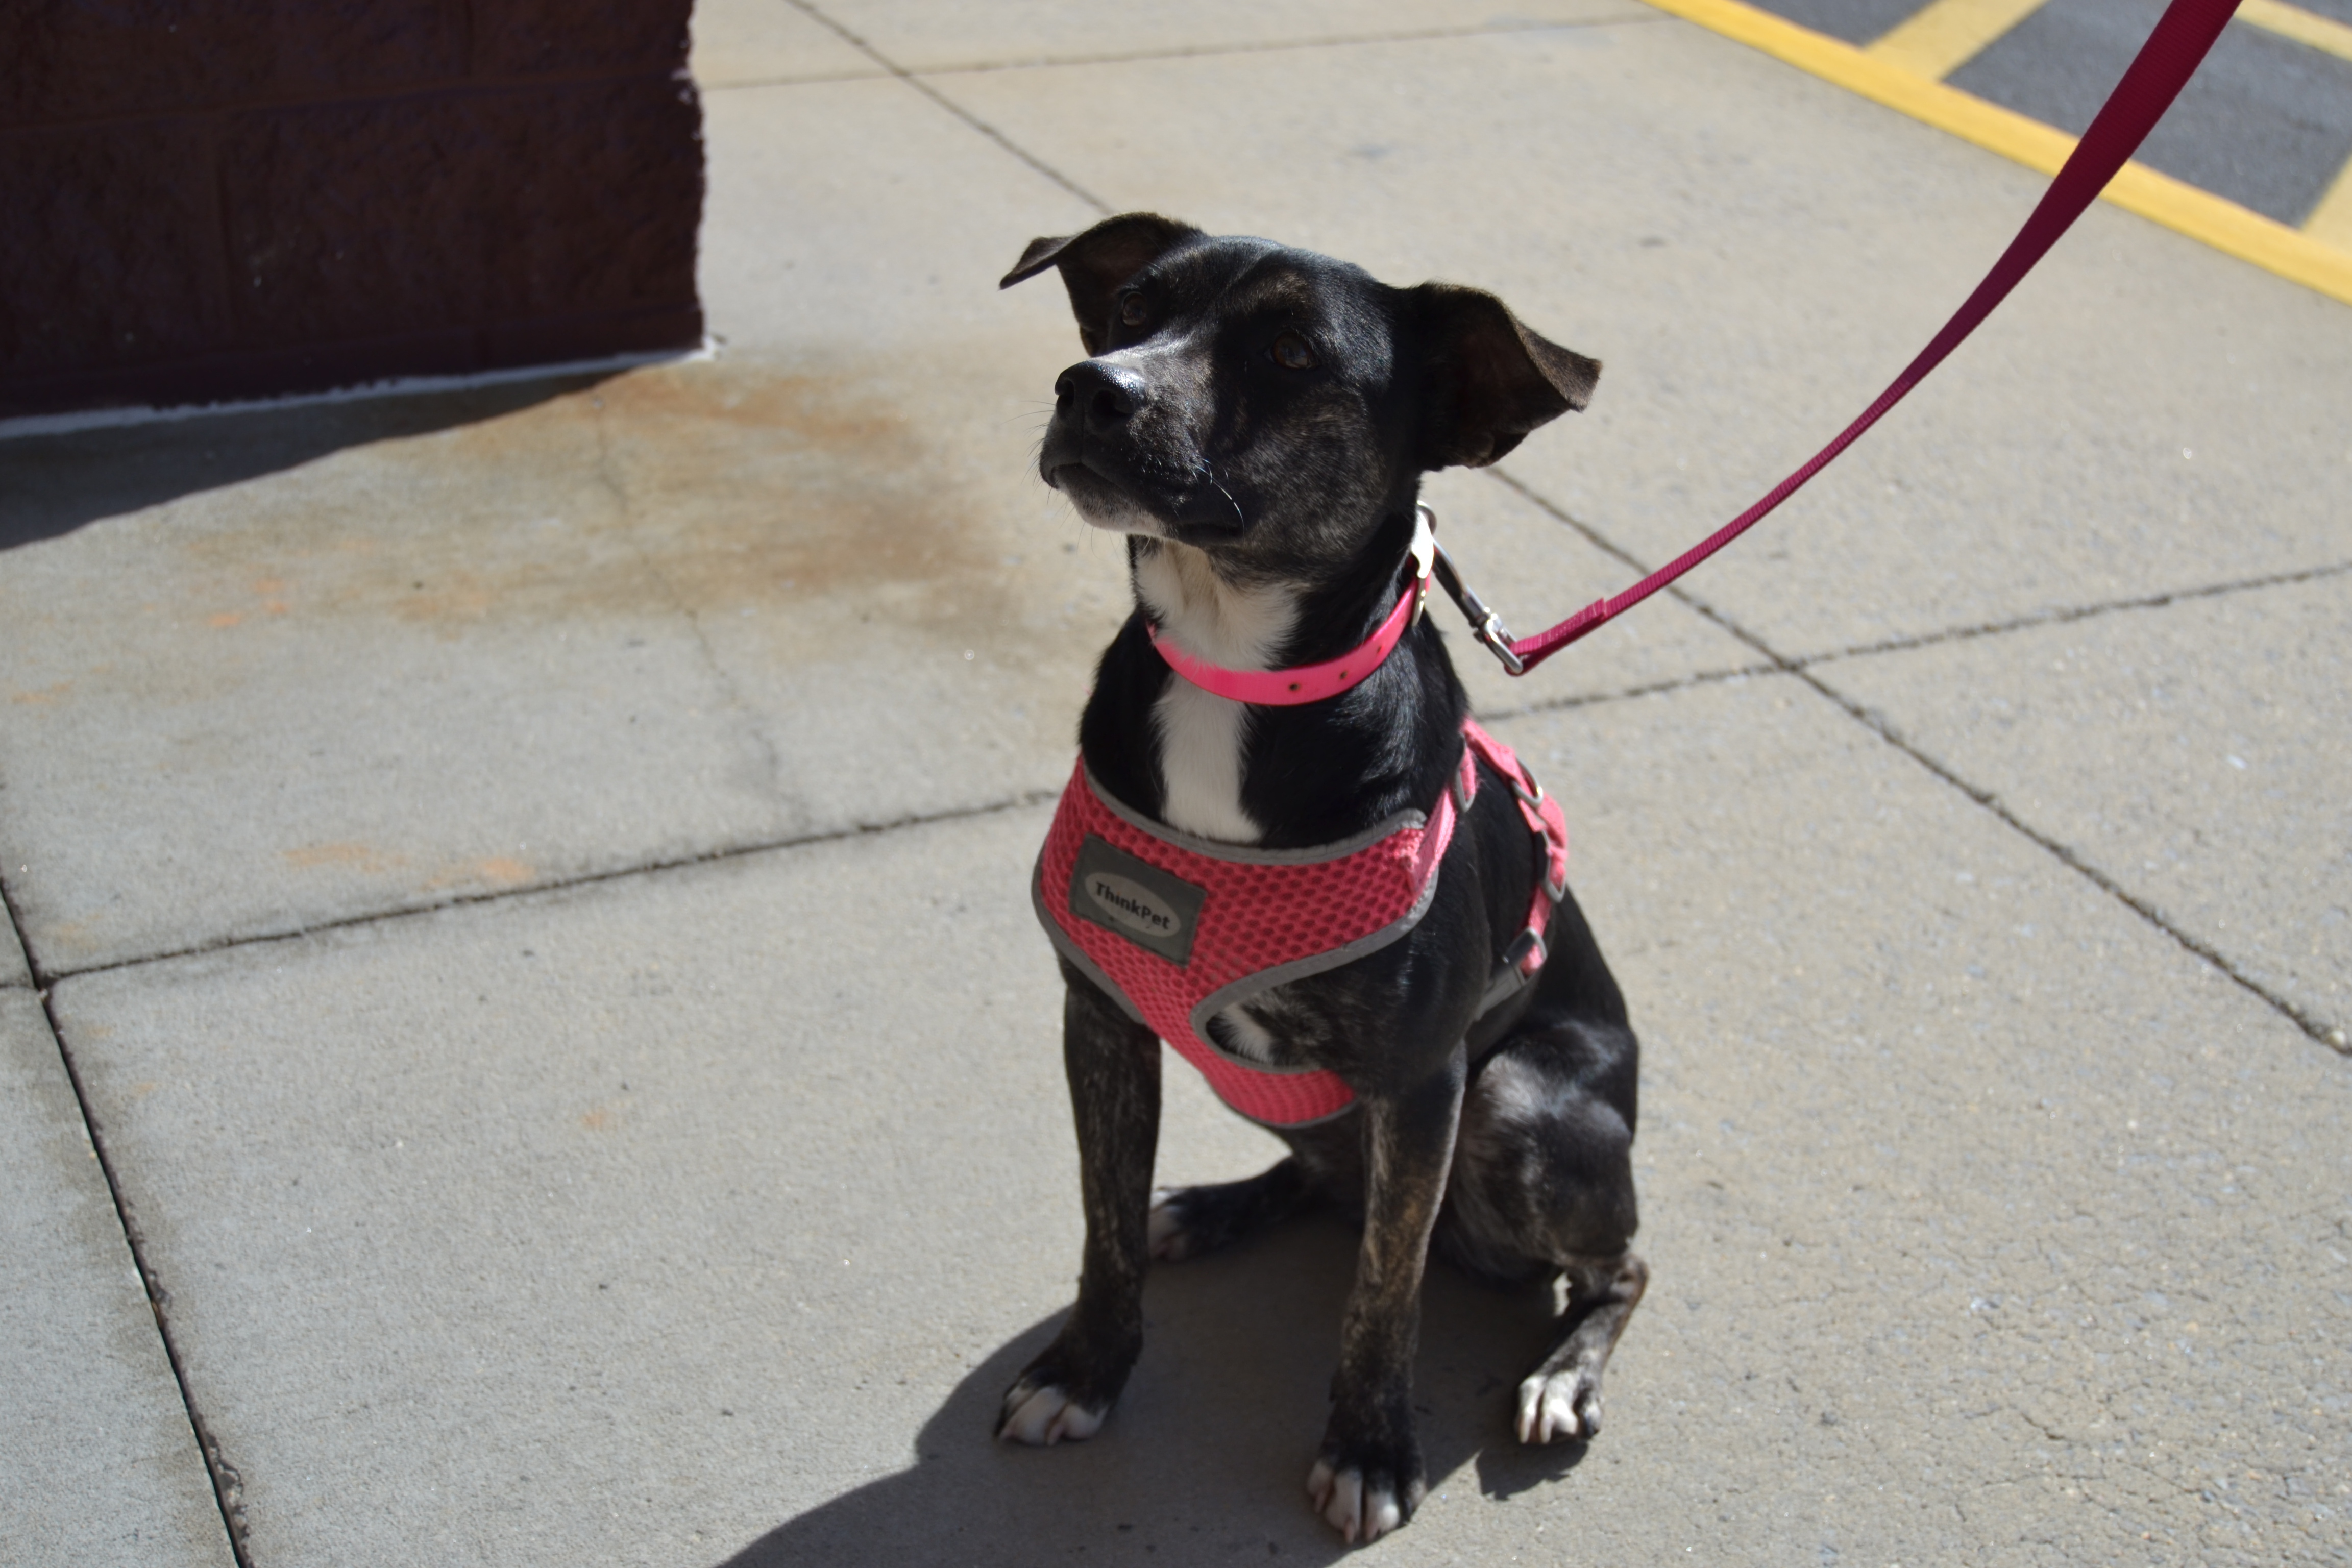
[1133,545,1297,847]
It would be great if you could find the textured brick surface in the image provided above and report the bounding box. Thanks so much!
[0,2,470,128]
[220,94,507,351]
[272,0,469,99]
[491,78,705,317]
[472,0,695,79]
[0,121,231,377]
[221,78,700,350]
[0,0,702,417]
[0,1,275,128]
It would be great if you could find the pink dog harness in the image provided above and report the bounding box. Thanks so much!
[1035,718,1569,1128]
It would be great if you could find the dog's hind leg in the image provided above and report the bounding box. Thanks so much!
[1516,1252,1648,1443]
[1437,1018,1647,1446]
[1147,1157,1319,1261]
[998,968,1162,1447]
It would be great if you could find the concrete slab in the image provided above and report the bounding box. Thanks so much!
[2,910,30,988]
[1820,572,2352,1043]
[691,0,880,86]
[1492,680,2352,1566]
[0,988,235,1567]
[934,19,2352,660]
[51,673,2350,1566]
[805,0,1651,71]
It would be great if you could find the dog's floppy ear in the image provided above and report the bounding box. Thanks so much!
[1000,212,1202,355]
[1410,283,1601,469]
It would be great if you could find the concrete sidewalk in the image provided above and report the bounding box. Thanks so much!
[3,2,2346,1563]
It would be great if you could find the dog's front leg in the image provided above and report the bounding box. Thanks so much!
[1308,1050,1465,1543]
[998,969,1161,1446]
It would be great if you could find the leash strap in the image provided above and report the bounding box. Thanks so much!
[1502,0,2243,673]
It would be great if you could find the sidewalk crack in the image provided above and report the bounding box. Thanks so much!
[37,788,1061,986]
[895,16,1664,79]
[0,874,254,1565]
[782,0,1112,214]
[585,393,792,815]
[1482,466,2348,1057]
[1800,556,2352,667]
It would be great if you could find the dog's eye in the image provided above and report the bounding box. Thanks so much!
[1118,293,1149,328]
[1271,331,1317,371]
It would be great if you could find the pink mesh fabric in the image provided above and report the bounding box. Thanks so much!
[1463,717,1570,969]
[1036,721,1571,1128]
[1037,753,1467,1126]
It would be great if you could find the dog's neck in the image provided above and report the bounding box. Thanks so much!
[1105,511,1443,847]
[1132,541,1300,843]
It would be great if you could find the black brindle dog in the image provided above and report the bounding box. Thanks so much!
[995,213,1645,1545]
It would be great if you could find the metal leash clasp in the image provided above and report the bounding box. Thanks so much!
[1407,505,1437,626]
[1425,518,1527,676]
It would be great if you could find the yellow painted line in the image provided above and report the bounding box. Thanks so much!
[2238,0,2352,64]
[1639,0,2352,307]
[2306,155,2352,248]
[1867,0,2051,80]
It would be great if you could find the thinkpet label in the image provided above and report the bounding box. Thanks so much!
[1069,835,1206,965]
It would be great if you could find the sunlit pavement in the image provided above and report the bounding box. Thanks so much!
[3,3,2346,1563]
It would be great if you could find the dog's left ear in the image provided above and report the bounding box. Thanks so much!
[1410,283,1601,469]
[1000,212,1202,354]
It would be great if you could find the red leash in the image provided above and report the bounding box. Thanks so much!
[1473,0,2244,675]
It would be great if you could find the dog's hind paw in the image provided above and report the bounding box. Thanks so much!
[1307,1456,1419,1545]
[1146,1160,1312,1261]
[1515,1366,1602,1444]
[1146,1188,1196,1260]
[996,1379,1107,1447]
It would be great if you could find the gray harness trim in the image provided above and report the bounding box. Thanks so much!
[1033,763,1546,1131]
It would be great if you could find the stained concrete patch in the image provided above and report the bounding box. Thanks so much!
[1818,572,2352,1042]
[0,989,235,1567]
[50,676,2351,1566]
[936,20,2352,659]
[0,394,790,973]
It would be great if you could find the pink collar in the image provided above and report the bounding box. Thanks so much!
[1147,508,1435,706]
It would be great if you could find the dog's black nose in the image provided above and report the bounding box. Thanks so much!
[1055,360,1146,435]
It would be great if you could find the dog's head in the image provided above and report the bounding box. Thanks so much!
[1003,213,1600,579]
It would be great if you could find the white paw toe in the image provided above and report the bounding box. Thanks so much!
[1147,1190,1190,1260]
[1516,1370,1592,1444]
[998,1381,1106,1446]
[1306,1459,1403,1544]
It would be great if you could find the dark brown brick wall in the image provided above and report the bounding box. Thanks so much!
[0,1,704,419]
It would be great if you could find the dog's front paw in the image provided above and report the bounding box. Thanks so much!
[1306,1441,1426,1545]
[1515,1365,1603,1444]
[997,1377,1108,1446]
[995,1319,1140,1446]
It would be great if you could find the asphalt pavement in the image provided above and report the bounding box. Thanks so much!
[3,2,2348,1564]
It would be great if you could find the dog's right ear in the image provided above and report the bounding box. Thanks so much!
[1000,213,1202,355]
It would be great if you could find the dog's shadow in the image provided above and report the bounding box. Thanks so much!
[723,1213,1587,1566]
